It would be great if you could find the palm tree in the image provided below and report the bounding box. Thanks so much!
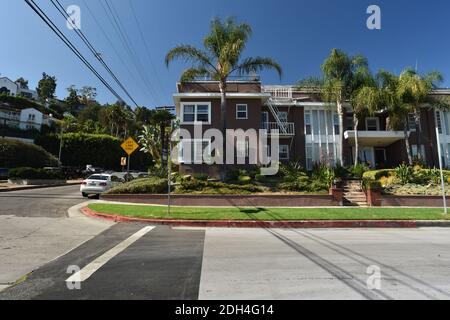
[351,85,383,167]
[321,49,370,166]
[397,68,444,162]
[165,17,282,178]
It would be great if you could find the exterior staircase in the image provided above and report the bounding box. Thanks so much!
[342,180,368,207]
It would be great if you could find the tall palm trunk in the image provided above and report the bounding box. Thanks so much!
[337,100,345,166]
[414,107,422,162]
[353,115,359,168]
[403,117,413,165]
[219,81,227,180]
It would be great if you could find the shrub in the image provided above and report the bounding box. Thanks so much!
[9,167,63,180]
[395,164,413,184]
[107,178,168,194]
[193,173,208,181]
[255,174,266,183]
[363,169,395,181]
[312,164,335,188]
[0,138,58,168]
[177,180,263,194]
[363,179,382,190]
[349,163,369,179]
[237,175,252,184]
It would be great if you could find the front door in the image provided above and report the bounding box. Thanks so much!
[374,148,387,168]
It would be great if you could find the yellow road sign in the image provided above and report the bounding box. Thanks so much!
[121,137,139,156]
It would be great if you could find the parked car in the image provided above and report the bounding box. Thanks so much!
[80,174,122,198]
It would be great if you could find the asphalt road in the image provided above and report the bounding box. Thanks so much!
[0,185,86,218]
[1,186,450,300]
[1,223,450,300]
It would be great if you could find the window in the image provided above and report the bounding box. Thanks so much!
[236,104,248,119]
[333,114,340,135]
[411,145,425,160]
[179,139,211,164]
[279,145,289,160]
[305,112,312,135]
[346,117,354,131]
[261,112,269,129]
[366,117,379,131]
[435,111,443,134]
[236,140,250,158]
[181,103,211,123]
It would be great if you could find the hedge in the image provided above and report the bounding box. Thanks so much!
[35,133,153,171]
[9,167,63,180]
[0,94,63,119]
[362,169,395,181]
[0,138,58,168]
[106,177,168,194]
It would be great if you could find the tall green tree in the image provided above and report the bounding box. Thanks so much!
[165,17,282,179]
[397,68,444,162]
[15,77,29,89]
[152,110,175,166]
[351,85,383,167]
[37,73,57,101]
[321,49,370,166]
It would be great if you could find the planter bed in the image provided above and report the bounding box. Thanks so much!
[100,193,340,207]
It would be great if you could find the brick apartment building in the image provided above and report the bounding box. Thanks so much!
[173,80,450,178]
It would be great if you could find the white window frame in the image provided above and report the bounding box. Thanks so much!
[179,139,212,164]
[236,104,248,120]
[279,145,290,160]
[365,117,380,131]
[180,102,211,124]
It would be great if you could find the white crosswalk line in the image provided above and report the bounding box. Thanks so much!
[66,226,155,283]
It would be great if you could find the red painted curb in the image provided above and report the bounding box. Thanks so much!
[81,207,421,229]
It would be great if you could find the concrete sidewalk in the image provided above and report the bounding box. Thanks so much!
[0,202,114,291]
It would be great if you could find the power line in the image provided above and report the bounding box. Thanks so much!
[50,0,139,107]
[101,0,162,105]
[81,0,155,104]
[24,0,127,105]
[127,0,167,98]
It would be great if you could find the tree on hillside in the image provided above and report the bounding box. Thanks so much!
[79,86,97,105]
[37,73,57,101]
[65,86,81,111]
[165,17,282,179]
[15,77,29,89]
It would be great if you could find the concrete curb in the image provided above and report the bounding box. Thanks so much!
[0,182,81,193]
[81,207,450,229]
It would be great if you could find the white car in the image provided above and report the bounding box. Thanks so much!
[80,174,122,198]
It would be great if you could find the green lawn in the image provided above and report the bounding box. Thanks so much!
[88,204,450,221]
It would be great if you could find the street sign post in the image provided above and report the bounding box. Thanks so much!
[121,137,140,173]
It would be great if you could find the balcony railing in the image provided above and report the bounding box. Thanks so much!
[262,86,293,100]
[262,122,295,136]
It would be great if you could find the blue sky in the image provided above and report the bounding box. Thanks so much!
[1,0,449,108]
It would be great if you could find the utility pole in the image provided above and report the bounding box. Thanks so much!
[167,120,173,217]
[435,108,447,214]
